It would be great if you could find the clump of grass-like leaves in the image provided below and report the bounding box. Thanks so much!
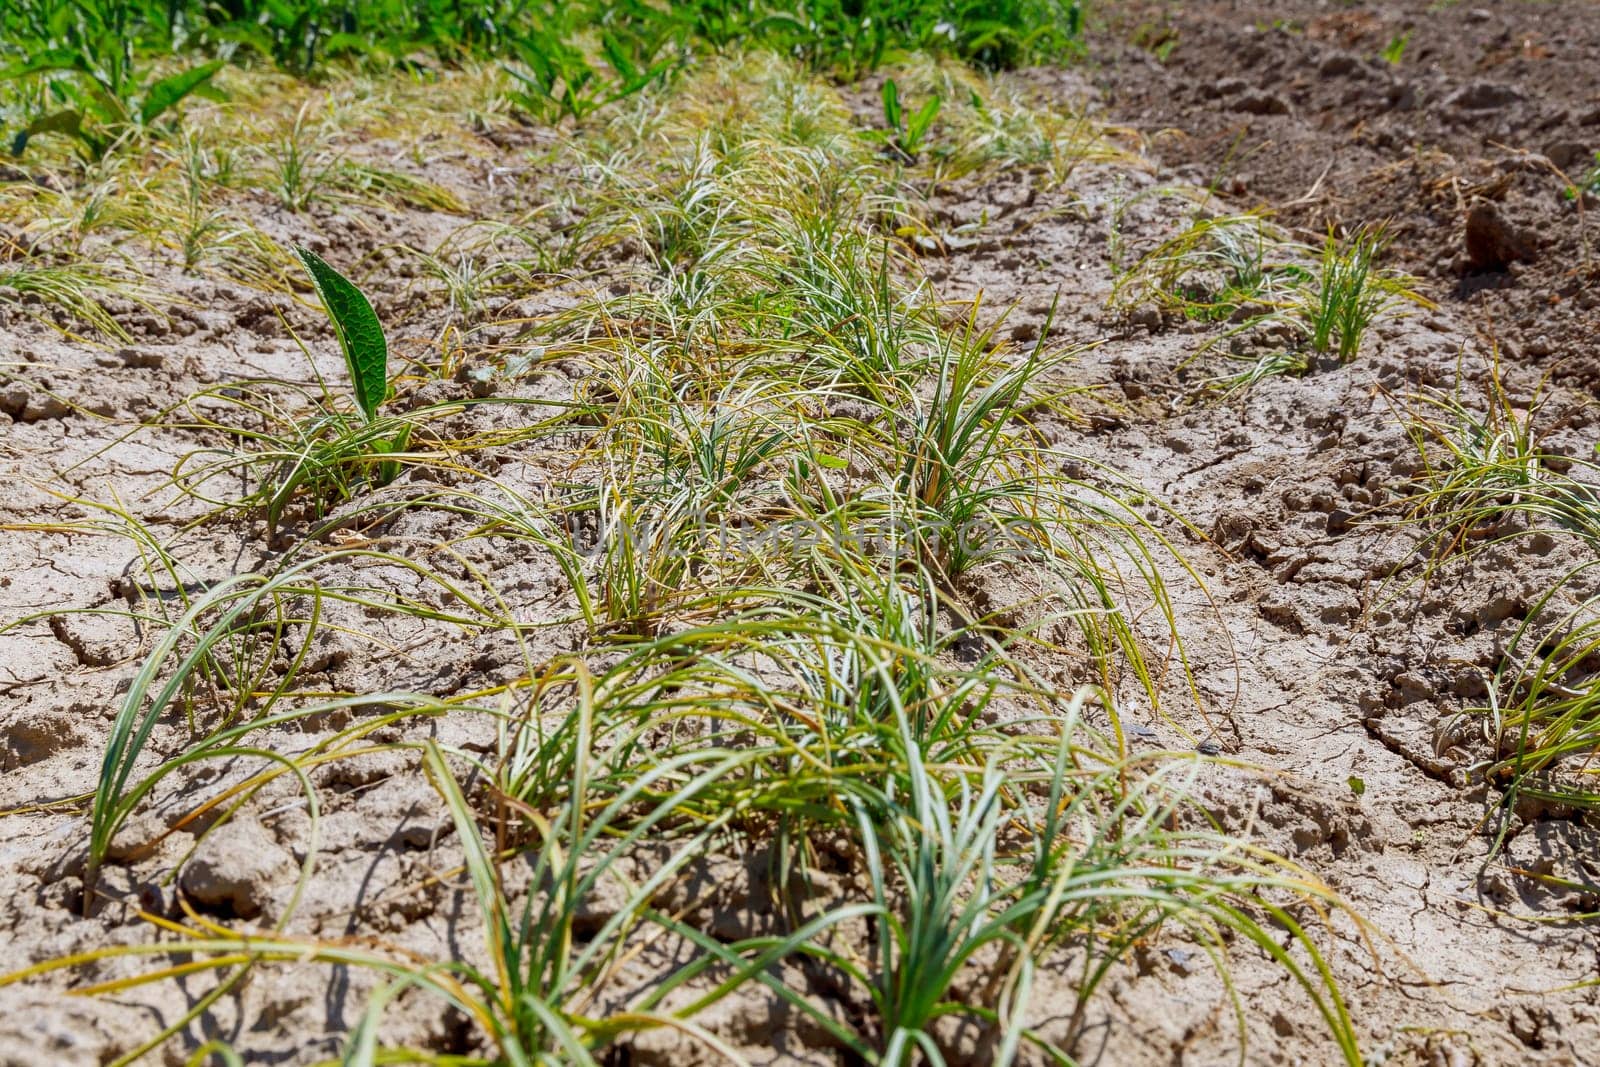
[1468,561,1600,811]
[1112,212,1305,324]
[17,594,1363,1065]
[1115,216,1431,394]
[0,50,1376,1067]
[1301,224,1425,365]
[1396,365,1600,558]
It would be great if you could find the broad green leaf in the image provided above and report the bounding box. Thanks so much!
[295,246,388,422]
[12,109,84,157]
[321,32,375,59]
[2,50,85,79]
[140,60,224,126]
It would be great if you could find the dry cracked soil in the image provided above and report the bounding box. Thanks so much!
[2,2,1600,1064]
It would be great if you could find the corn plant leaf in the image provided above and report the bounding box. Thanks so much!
[295,246,388,422]
[12,109,83,156]
[601,31,640,84]
[140,60,225,126]
[1,48,88,79]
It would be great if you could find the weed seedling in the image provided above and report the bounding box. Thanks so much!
[1396,364,1600,556]
[171,248,414,530]
[1564,152,1600,201]
[1379,31,1411,66]
[1469,562,1600,811]
[296,248,392,422]
[878,77,942,161]
[1303,225,1426,365]
[1112,213,1303,323]
[259,103,337,213]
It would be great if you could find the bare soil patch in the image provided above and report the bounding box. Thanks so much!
[0,10,1597,1065]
